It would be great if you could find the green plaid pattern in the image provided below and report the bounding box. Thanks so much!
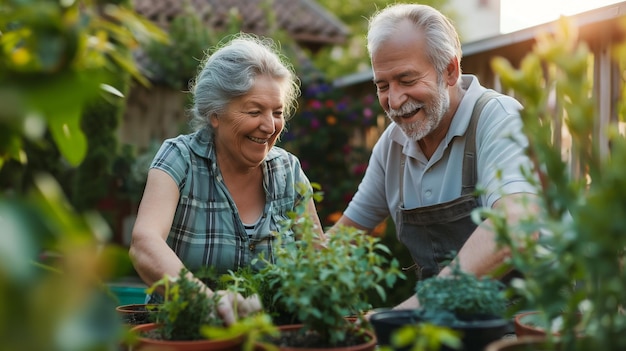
[151,128,308,275]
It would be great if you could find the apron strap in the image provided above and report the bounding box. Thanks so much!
[461,89,502,196]
[400,89,502,204]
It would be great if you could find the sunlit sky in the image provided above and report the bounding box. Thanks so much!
[500,0,623,33]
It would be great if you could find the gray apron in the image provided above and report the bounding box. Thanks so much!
[397,90,500,280]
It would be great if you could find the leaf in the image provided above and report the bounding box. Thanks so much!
[48,104,87,166]
[100,83,124,98]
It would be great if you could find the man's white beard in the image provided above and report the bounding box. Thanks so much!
[386,83,450,141]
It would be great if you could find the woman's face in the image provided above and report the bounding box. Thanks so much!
[211,74,285,169]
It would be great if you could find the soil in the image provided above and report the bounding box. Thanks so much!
[140,328,165,340]
[117,305,158,325]
[266,328,371,348]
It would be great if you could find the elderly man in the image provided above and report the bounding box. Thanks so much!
[329,3,537,309]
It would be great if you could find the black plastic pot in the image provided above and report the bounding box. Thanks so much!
[369,309,420,348]
[369,309,511,351]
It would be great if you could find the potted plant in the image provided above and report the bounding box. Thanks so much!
[116,303,159,326]
[482,16,626,351]
[369,262,510,351]
[256,185,406,350]
[484,336,555,351]
[130,268,277,351]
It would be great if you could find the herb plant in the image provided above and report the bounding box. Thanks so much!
[146,268,224,341]
[258,183,406,346]
[375,262,507,351]
[144,267,278,350]
[416,262,507,319]
[485,16,626,350]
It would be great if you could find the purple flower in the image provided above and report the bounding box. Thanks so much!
[336,101,348,111]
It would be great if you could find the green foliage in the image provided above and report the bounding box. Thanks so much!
[143,0,243,89]
[67,72,131,209]
[217,266,262,299]
[0,173,133,351]
[388,323,462,351]
[211,267,281,351]
[146,268,224,341]
[416,262,507,318]
[258,185,405,346]
[203,313,279,351]
[365,218,420,308]
[111,141,160,204]
[310,0,451,79]
[279,80,384,225]
[377,265,504,351]
[486,17,626,350]
[0,0,167,170]
[145,268,279,350]
[0,1,167,350]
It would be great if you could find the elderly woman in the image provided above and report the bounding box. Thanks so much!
[129,34,324,325]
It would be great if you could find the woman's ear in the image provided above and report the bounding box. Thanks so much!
[210,113,219,129]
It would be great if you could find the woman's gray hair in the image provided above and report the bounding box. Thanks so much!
[189,33,300,132]
[366,4,462,78]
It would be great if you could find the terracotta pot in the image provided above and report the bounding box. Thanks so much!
[485,336,556,351]
[513,311,587,347]
[514,311,551,338]
[257,323,377,351]
[116,304,159,326]
[131,323,244,351]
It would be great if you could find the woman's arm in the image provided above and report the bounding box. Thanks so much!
[129,168,185,287]
[129,168,263,325]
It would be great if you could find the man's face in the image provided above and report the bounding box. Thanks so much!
[385,79,450,141]
[372,21,451,141]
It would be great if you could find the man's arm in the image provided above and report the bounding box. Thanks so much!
[330,214,373,234]
[393,192,539,310]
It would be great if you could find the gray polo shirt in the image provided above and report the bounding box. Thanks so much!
[344,75,536,230]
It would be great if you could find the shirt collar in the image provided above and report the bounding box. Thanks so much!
[447,75,485,140]
[188,127,282,163]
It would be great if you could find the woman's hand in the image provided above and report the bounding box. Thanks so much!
[215,291,263,326]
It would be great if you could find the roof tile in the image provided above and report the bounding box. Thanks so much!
[132,0,349,46]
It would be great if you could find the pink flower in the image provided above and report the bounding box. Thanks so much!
[353,163,368,176]
[310,100,322,109]
[343,193,354,203]
[363,94,375,105]
[363,107,373,118]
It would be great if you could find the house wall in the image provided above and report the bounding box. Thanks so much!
[119,83,190,152]
[446,0,501,43]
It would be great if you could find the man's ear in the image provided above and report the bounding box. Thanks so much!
[445,57,461,86]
